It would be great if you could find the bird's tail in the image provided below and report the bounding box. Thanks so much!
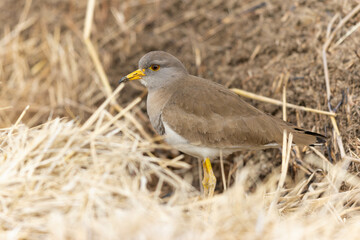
[292,127,327,146]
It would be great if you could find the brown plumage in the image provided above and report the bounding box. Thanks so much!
[120,51,326,159]
[161,75,325,148]
[120,51,326,196]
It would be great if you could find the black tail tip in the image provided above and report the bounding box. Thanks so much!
[309,136,327,147]
[315,135,327,144]
[294,127,327,146]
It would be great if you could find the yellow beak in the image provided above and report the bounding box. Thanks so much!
[119,69,146,84]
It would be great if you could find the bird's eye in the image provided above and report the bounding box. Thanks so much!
[149,64,160,71]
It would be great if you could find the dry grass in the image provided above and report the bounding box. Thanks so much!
[1,0,360,239]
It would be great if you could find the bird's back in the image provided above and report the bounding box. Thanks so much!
[160,75,325,149]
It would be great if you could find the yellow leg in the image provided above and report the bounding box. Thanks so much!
[202,157,216,197]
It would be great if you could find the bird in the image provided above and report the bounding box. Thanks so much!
[119,51,326,197]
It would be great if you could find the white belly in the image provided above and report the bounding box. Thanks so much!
[163,122,235,159]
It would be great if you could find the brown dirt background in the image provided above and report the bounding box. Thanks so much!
[0,0,360,239]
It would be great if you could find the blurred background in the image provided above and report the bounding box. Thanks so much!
[1,0,359,176]
[1,0,360,238]
[1,1,357,122]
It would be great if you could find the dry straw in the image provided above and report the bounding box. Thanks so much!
[0,0,359,239]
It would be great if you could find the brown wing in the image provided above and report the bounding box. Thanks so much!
[161,76,323,148]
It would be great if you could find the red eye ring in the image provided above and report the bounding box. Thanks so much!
[150,64,160,71]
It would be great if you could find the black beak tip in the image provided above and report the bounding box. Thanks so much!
[119,76,128,84]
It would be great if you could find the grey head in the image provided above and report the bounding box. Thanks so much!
[120,51,188,90]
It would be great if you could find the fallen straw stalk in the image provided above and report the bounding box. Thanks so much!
[231,88,336,117]
[83,0,152,141]
[0,106,12,111]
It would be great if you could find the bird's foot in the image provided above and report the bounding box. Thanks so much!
[202,157,216,198]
